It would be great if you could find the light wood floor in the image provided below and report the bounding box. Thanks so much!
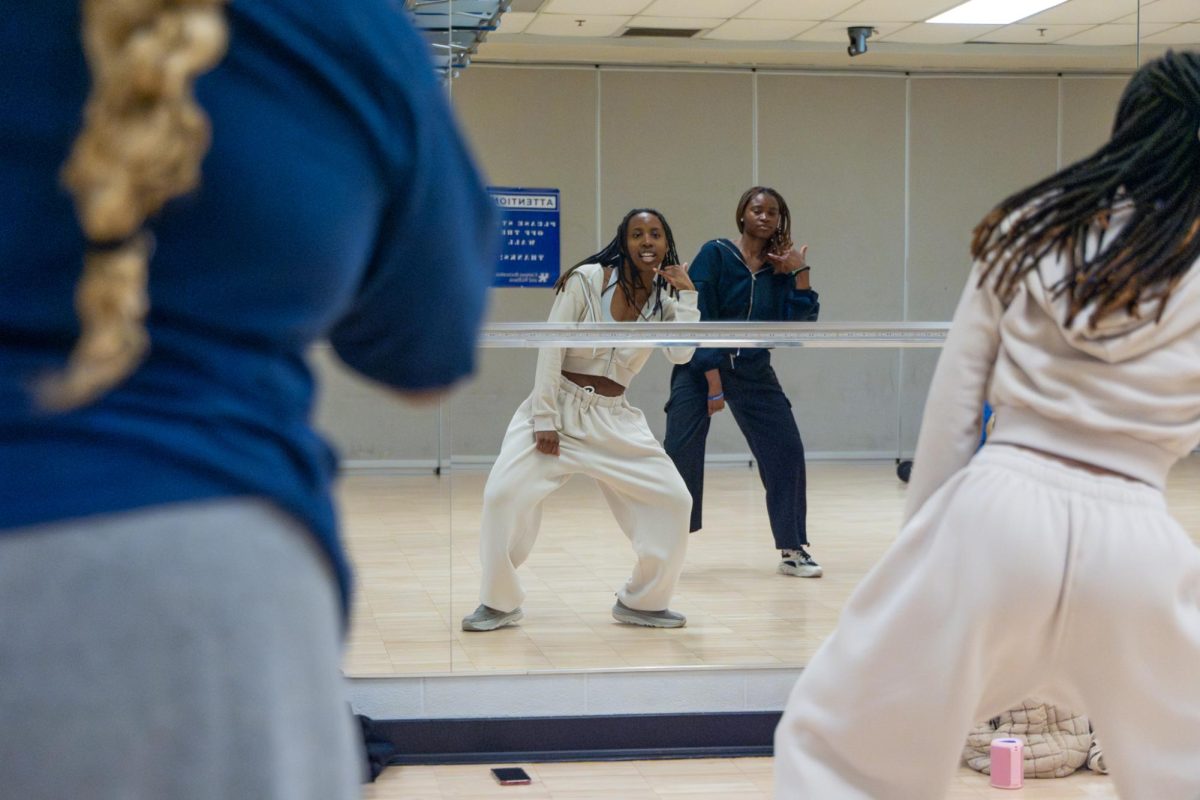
[361,758,1117,799]
[342,456,1200,676]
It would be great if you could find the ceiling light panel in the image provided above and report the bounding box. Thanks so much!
[525,13,633,35]
[929,0,1069,25]
[405,0,507,75]
[642,0,757,17]
[543,0,652,13]
[703,19,818,39]
[1018,0,1139,25]
[740,0,858,19]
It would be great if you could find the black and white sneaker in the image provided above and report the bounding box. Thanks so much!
[779,547,822,578]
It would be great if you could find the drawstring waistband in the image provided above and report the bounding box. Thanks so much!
[556,375,626,412]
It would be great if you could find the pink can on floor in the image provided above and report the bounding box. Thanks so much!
[990,738,1024,789]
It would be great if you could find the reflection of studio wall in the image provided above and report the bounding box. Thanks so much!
[314,67,1127,466]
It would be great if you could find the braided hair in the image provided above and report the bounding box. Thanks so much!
[973,50,1200,328]
[554,208,682,319]
[40,0,229,410]
[736,186,794,258]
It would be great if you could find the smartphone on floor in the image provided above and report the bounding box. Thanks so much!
[491,767,532,785]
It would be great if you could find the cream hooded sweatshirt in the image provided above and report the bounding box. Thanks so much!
[905,212,1200,522]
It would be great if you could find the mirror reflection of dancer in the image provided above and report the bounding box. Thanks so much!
[664,187,822,578]
[463,209,699,632]
[775,50,1200,800]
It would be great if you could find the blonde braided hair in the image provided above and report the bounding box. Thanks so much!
[40,0,228,410]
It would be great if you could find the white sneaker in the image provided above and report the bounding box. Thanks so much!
[461,604,523,632]
[779,547,822,578]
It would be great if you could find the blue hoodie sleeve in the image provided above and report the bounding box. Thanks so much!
[326,5,496,391]
[688,241,732,373]
[782,286,820,321]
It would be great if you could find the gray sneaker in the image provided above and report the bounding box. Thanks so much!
[461,604,523,632]
[779,547,822,578]
[611,599,686,628]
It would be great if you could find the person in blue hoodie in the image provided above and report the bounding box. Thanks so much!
[664,186,822,578]
[0,1,494,797]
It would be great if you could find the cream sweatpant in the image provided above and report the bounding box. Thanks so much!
[478,376,692,613]
[775,445,1200,800]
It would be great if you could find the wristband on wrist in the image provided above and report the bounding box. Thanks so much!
[789,265,811,277]
[708,392,725,401]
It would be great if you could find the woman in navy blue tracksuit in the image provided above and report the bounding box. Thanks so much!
[664,186,822,578]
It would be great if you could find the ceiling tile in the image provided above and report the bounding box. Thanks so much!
[1057,22,1166,44]
[836,0,964,24]
[1020,0,1136,25]
[972,23,1093,43]
[792,20,908,41]
[525,13,632,35]
[495,11,536,33]
[628,15,726,29]
[1139,0,1200,24]
[881,22,1001,42]
[1141,22,1200,42]
[740,0,859,20]
[642,0,758,17]
[543,0,652,13]
[703,19,819,39]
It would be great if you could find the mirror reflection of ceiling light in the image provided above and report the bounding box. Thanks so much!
[405,0,511,79]
[927,0,1068,25]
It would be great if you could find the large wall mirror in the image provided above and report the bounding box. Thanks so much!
[319,1,1200,678]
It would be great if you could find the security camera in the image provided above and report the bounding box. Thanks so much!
[847,26,874,57]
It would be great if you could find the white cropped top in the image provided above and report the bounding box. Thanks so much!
[531,263,700,433]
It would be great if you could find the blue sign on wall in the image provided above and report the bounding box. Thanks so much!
[488,187,560,288]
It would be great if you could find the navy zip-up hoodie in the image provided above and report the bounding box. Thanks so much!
[689,238,821,372]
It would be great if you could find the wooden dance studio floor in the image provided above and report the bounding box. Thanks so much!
[361,757,1119,800]
[340,457,1200,677]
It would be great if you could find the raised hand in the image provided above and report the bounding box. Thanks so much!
[655,262,694,292]
[765,244,808,275]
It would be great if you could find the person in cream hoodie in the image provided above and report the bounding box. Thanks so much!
[775,50,1200,799]
[463,208,699,632]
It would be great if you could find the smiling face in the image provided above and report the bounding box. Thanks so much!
[740,192,781,241]
[624,211,668,271]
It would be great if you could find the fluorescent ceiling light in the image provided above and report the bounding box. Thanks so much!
[927,0,1068,25]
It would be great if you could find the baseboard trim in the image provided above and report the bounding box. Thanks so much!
[373,711,780,765]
